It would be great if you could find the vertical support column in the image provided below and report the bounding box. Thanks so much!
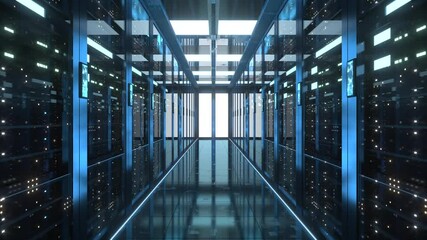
[228,91,233,185]
[72,1,87,239]
[148,19,154,183]
[123,0,133,217]
[211,36,216,186]
[107,88,112,152]
[161,42,167,172]
[171,56,175,161]
[162,87,166,171]
[194,92,199,186]
[261,41,266,172]
[295,0,304,216]
[178,73,183,154]
[261,87,266,172]
[147,19,155,236]
[186,90,189,147]
[273,19,280,184]
[252,62,257,161]
[244,90,249,154]
[342,0,358,239]
[212,90,216,185]
[183,91,186,149]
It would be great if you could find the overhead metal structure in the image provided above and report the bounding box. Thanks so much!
[141,0,198,89]
[228,0,286,89]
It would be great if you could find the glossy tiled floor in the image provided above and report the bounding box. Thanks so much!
[117,140,310,239]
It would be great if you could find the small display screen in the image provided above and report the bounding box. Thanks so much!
[346,59,355,97]
[80,62,88,98]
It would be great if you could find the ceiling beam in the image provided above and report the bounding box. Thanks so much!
[208,0,219,37]
[165,84,263,93]
[228,0,286,89]
[140,0,198,89]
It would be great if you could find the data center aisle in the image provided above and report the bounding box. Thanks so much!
[116,140,311,239]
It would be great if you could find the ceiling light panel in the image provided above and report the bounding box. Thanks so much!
[218,20,257,35]
[170,20,209,35]
[217,54,242,62]
[185,54,211,62]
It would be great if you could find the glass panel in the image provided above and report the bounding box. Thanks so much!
[255,46,263,83]
[216,93,229,138]
[87,0,124,162]
[132,145,149,200]
[277,0,298,203]
[173,92,178,157]
[153,86,162,141]
[128,143,197,239]
[264,23,276,85]
[131,0,150,148]
[87,155,125,238]
[266,88,274,140]
[357,0,427,238]
[132,80,149,148]
[304,156,342,238]
[0,1,72,238]
[86,0,126,238]
[152,26,163,84]
[199,93,212,138]
[303,0,342,238]
[230,142,312,239]
[166,93,173,166]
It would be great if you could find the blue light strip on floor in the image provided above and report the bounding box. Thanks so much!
[110,139,199,240]
[229,139,317,240]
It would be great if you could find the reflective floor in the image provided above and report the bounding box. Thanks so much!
[116,140,311,239]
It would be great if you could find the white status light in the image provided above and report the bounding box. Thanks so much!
[131,66,142,76]
[416,25,426,32]
[87,37,113,59]
[16,0,45,18]
[385,0,411,16]
[374,28,391,46]
[4,27,14,34]
[374,55,391,71]
[316,36,342,58]
[36,41,48,48]
[311,66,318,75]
[36,62,48,69]
[416,51,426,58]
[286,66,296,76]
[4,52,14,59]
